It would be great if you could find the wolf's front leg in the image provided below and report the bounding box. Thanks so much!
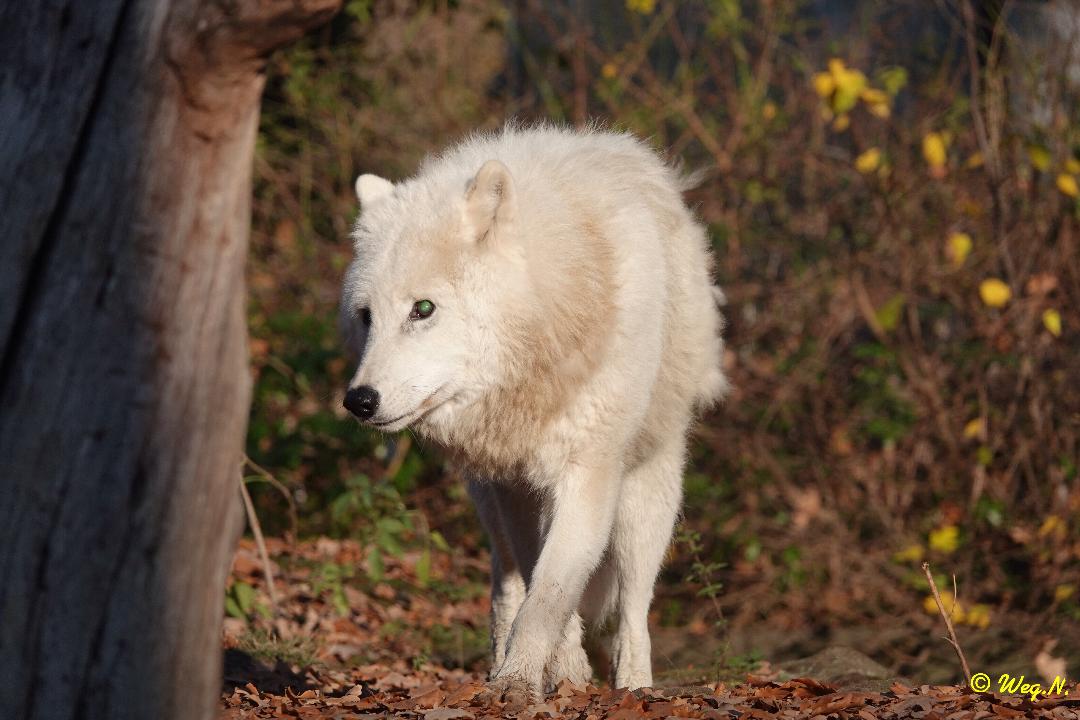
[486,460,619,705]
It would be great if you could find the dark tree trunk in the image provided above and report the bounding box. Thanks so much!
[0,1,338,718]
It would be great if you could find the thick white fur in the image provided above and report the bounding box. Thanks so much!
[341,124,726,699]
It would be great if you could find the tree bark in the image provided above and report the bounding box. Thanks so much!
[0,1,339,719]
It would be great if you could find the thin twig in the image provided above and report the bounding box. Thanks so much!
[244,453,299,547]
[960,0,998,179]
[922,562,972,683]
[240,471,280,610]
[961,0,1014,282]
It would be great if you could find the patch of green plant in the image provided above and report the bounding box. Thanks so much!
[331,474,387,529]
[1060,455,1078,482]
[426,576,488,603]
[684,469,733,507]
[311,561,356,616]
[659,598,685,627]
[778,545,806,591]
[851,341,917,444]
[679,529,728,631]
[236,627,319,669]
[411,647,431,671]
[225,581,271,622]
[714,648,764,686]
[328,473,413,562]
[427,623,490,669]
[326,469,451,584]
[380,619,405,640]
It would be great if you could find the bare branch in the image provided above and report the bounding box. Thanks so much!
[240,468,280,610]
[922,562,973,684]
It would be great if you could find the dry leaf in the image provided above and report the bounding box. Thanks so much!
[1035,642,1067,684]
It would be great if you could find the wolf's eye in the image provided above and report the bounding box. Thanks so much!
[410,299,436,320]
[359,308,372,326]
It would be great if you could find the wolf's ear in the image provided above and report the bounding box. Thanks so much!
[355,174,394,209]
[465,160,515,243]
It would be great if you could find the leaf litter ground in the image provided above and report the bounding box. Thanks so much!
[219,539,1079,719]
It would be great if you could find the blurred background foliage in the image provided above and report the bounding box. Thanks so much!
[244,0,1079,681]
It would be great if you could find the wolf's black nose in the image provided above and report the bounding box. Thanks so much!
[344,385,379,420]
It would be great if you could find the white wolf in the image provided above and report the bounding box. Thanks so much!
[340,124,725,703]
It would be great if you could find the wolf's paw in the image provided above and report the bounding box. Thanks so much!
[477,673,538,711]
[544,643,591,693]
[614,673,653,692]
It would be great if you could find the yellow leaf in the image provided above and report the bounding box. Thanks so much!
[866,101,891,119]
[1039,515,1065,539]
[1055,584,1075,602]
[923,593,965,622]
[893,544,924,563]
[964,604,991,629]
[962,418,985,440]
[601,62,618,79]
[625,0,656,14]
[859,87,888,105]
[831,68,866,113]
[812,72,835,98]
[1067,157,1080,174]
[1028,145,1052,172]
[877,66,908,95]
[875,292,906,331]
[929,525,960,553]
[762,101,777,120]
[922,132,947,169]
[965,152,984,169]
[831,114,850,132]
[1042,308,1062,337]
[947,231,972,268]
[1056,173,1079,197]
[979,278,1011,308]
[855,148,881,173]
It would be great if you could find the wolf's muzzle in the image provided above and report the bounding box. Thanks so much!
[344,385,379,420]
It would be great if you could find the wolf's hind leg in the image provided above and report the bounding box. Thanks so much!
[468,480,527,671]
[610,441,685,690]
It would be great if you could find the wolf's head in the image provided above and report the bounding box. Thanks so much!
[339,160,528,435]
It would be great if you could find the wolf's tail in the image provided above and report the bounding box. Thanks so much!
[695,285,730,408]
[666,155,712,193]
[711,285,728,307]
